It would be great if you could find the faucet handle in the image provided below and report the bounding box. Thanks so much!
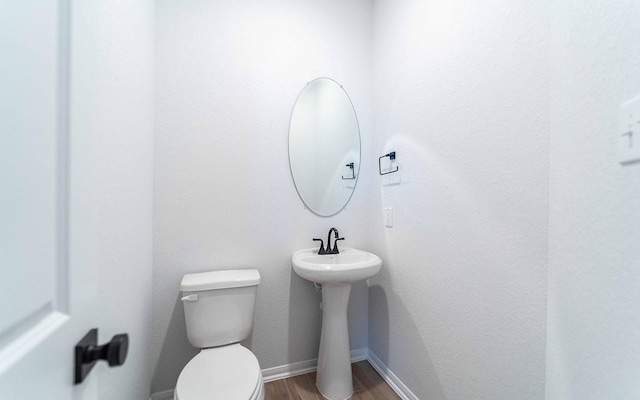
[332,237,345,253]
[313,238,326,254]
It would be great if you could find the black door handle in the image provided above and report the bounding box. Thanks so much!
[75,329,129,384]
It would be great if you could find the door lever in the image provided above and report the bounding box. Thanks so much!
[75,328,129,384]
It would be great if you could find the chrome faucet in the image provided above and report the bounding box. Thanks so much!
[313,227,344,255]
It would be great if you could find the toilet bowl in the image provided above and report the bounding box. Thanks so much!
[174,345,264,400]
[175,270,263,400]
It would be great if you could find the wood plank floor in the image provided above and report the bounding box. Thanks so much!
[264,361,402,400]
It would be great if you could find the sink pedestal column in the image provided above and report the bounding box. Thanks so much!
[316,283,353,400]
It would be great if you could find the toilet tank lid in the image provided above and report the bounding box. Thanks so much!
[181,269,261,291]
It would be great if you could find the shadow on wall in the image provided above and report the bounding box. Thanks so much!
[151,294,199,394]
[369,281,448,400]
[286,267,370,367]
[288,268,323,364]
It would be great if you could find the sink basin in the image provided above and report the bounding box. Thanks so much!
[292,247,382,284]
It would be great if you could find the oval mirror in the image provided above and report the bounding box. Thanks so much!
[289,78,361,216]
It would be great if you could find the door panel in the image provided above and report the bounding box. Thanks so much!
[1,0,154,398]
[0,0,70,371]
[0,0,96,398]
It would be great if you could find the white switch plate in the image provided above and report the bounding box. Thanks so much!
[618,95,640,164]
[384,207,393,227]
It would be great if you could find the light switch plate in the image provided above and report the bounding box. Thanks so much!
[618,95,640,164]
[384,207,393,227]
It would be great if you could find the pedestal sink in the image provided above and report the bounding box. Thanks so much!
[292,248,382,400]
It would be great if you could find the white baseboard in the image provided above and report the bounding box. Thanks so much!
[261,357,317,383]
[366,350,419,400]
[351,347,369,363]
[149,348,369,399]
[262,348,368,383]
[149,389,174,400]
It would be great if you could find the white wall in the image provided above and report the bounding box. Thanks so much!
[546,1,640,399]
[150,1,640,399]
[368,0,549,399]
[152,0,373,393]
[70,0,155,398]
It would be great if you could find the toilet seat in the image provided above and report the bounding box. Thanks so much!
[175,344,263,400]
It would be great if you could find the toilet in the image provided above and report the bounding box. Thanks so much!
[175,269,264,400]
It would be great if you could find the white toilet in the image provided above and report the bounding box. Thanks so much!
[175,269,264,400]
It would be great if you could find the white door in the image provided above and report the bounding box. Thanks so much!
[0,0,99,398]
[0,0,155,400]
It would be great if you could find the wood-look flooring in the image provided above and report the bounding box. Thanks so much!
[264,361,401,400]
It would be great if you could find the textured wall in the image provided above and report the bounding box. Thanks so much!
[152,0,373,394]
[546,1,640,399]
[368,0,549,399]
[88,1,156,399]
[151,1,640,398]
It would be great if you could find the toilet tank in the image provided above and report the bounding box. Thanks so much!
[180,269,261,349]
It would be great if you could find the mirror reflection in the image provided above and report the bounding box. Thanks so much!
[288,78,361,216]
